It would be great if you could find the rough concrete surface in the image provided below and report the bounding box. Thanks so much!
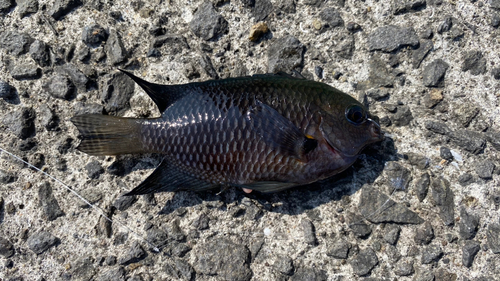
[1,0,500,280]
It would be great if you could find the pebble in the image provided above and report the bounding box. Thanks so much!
[273,255,294,275]
[475,160,495,179]
[267,35,304,73]
[189,2,228,40]
[414,270,434,281]
[367,25,419,52]
[414,221,434,245]
[414,173,430,202]
[38,182,65,221]
[407,152,429,170]
[118,241,146,265]
[393,0,426,15]
[248,22,268,41]
[394,259,414,276]
[146,227,168,249]
[17,0,38,17]
[437,16,453,33]
[10,64,40,80]
[199,55,219,79]
[454,104,479,128]
[458,173,474,186]
[334,35,355,59]
[192,238,252,281]
[348,214,372,238]
[349,247,379,276]
[29,40,51,67]
[492,68,500,80]
[366,88,389,100]
[421,244,443,264]
[0,79,12,99]
[0,169,16,184]
[492,13,500,28]
[326,239,351,259]
[27,231,59,254]
[0,237,15,258]
[77,189,103,208]
[430,177,455,226]
[359,186,423,224]
[346,22,361,32]
[301,219,318,245]
[192,213,210,230]
[55,63,89,90]
[85,160,104,179]
[69,257,96,281]
[412,39,433,69]
[314,66,323,79]
[363,55,394,88]
[383,224,401,245]
[290,267,327,281]
[424,120,449,135]
[448,129,485,154]
[484,130,500,151]
[462,50,487,75]
[319,7,344,28]
[105,29,127,65]
[82,24,108,47]
[0,31,33,56]
[423,59,449,87]
[486,223,500,254]
[462,240,480,267]
[113,194,137,211]
[440,147,453,161]
[0,0,14,13]
[278,0,295,13]
[2,107,36,139]
[100,71,135,115]
[252,0,273,21]
[43,74,75,100]
[97,266,126,281]
[48,0,82,20]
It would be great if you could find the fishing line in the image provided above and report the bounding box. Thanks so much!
[0,146,161,252]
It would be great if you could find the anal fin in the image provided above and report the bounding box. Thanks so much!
[237,181,299,193]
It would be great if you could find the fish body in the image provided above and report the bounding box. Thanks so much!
[71,71,383,194]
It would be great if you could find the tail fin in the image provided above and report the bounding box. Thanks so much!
[71,114,145,156]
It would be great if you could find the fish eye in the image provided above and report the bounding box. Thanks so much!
[345,105,366,124]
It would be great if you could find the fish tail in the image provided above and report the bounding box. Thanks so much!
[71,114,145,156]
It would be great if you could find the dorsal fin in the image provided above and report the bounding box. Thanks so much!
[119,69,184,112]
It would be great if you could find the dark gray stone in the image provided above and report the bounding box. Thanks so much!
[314,66,323,79]
[113,194,137,211]
[492,68,500,80]
[412,39,433,69]
[77,189,102,208]
[423,59,449,87]
[0,237,15,258]
[69,257,96,281]
[359,186,424,224]
[462,240,480,267]
[348,214,372,238]
[267,35,305,73]
[448,129,486,154]
[440,147,453,160]
[240,0,254,7]
[430,177,455,226]
[0,169,16,184]
[475,160,495,179]
[118,241,146,265]
[146,227,168,249]
[366,88,389,100]
[383,224,401,245]
[274,255,294,275]
[424,120,449,135]
[437,16,453,33]
[192,238,252,281]
[393,0,426,15]
[458,173,474,186]
[414,173,430,202]
[151,34,189,55]
[105,29,126,65]
[367,25,419,52]
[326,240,351,259]
[27,231,59,254]
[82,24,108,47]
[486,223,500,254]
[462,51,487,75]
[301,219,317,245]
[2,107,36,139]
[485,130,500,151]
[85,160,104,179]
[414,221,434,245]
[289,268,326,281]
[363,55,394,88]
[190,2,228,40]
[394,259,414,276]
[166,219,185,242]
[450,26,464,40]
[43,74,75,100]
[454,104,479,128]
[414,269,434,281]
[199,55,219,79]
[0,31,34,56]
[407,153,429,170]
[29,40,51,67]
[319,7,344,28]
[252,0,273,21]
[17,0,38,17]
[55,64,88,90]
[0,80,12,99]
[346,21,361,32]
[10,64,40,80]
[192,213,209,230]
[492,14,500,28]
[349,248,379,276]
[458,208,479,240]
[278,0,295,13]
[38,182,64,221]
[385,162,412,191]
[421,244,443,264]
[386,244,402,263]
[0,0,14,13]
[73,102,104,115]
[100,71,135,115]
[97,266,126,281]
[434,269,457,281]
[333,35,354,59]
[48,0,83,20]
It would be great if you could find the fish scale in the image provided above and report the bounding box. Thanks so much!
[71,71,383,194]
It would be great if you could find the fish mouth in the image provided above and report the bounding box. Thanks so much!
[367,118,384,143]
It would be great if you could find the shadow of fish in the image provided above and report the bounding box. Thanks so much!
[71,71,383,195]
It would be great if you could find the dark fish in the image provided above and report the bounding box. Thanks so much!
[71,71,383,195]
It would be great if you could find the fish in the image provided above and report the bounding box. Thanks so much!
[71,70,383,195]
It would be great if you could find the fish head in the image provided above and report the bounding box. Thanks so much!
[319,91,384,157]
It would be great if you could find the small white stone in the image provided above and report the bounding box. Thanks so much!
[264,228,271,236]
[450,150,463,162]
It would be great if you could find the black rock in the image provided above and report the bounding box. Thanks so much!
[82,24,108,47]
[10,64,40,80]
[27,231,59,254]
[97,266,126,281]
[437,16,453,33]
[385,162,412,191]
[462,240,480,267]
[407,153,429,170]
[240,0,255,7]
[252,0,273,21]
[367,25,419,52]
[146,227,168,249]
[349,248,379,276]
[414,173,430,202]
[105,255,117,266]
[290,267,327,281]
[38,182,64,221]
[69,257,96,281]
[48,0,83,20]
[0,79,12,99]
[475,160,495,179]
[412,39,433,69]
[2,107,36,139]
[274,255,294,275]
[448,129,485,154]
[421,244,443,264]
[484,130,500,151]
[319,7,344,28]
[118,241,147,265]
[394,259,414,276]
[430,177,455,226]
[424,120,449,135]
[492,68,500,80]
[423,59,449,87]
[301,219,318,245]
[326,240,351,259]
[414,221,434,245]
[458,173,474,186]
[314,66,323,79]
[100,71,135,115]
[0,237,15,258]
[190,2,228,40]
[85,160,104,179]
[55,64,89,90]
[43,74,75,100]
[393,0,426,15]
[487,223,500,254]
[0,31,34,56]
[29,40,51,67]
[0,0,14,13]
[359,186,423,224]
[105,29,127,65]
[267,35,305,73]
[192,238,252,281]
[383,224,401,245]
[199,55,219,79]
[147,48,161,57]
[462,50,487,75]
[113,195,137,211]
[492,13,500,28]
[458,208,479,240]
[151,34,189,55]
[439,147,453,161]
[346,22,361,32]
